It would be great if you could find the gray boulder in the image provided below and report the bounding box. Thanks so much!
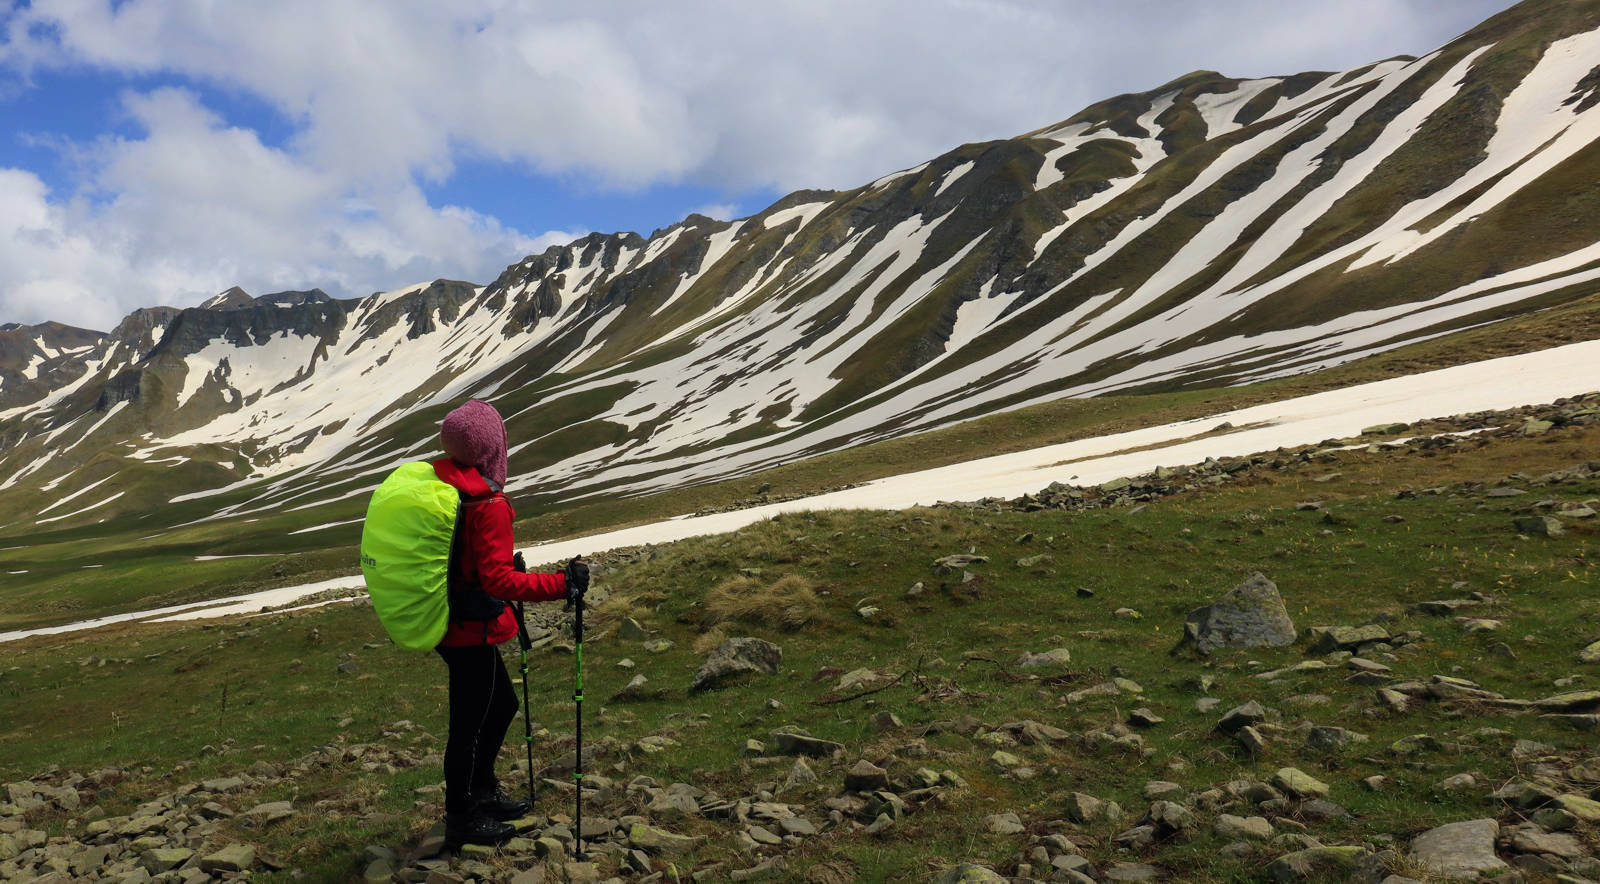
[1409,819,1507,878]
[690,637,781,692]
[1173,573,1296,655]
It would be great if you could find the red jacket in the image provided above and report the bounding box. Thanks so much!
[432,458,567,646]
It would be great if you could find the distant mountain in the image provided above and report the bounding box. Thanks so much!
[2,0,1599,530]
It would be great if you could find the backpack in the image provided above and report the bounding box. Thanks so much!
[359,462,505,650]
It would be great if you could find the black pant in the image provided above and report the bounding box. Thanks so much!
[437,644,519,814]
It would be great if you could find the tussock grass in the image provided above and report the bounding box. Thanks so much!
[692,625,728,656]
[701,573,824,631]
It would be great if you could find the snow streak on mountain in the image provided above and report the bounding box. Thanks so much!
[2,0,1599,531]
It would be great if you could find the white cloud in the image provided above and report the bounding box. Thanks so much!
[0,87,556,329]
[0,0,1518,328]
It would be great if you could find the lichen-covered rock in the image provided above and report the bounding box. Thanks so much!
[691,637,781,692]
[1175,573,1296,655]
[932,863,1007,884]
[1409,819,1507,878]
[1271,768,1330,800]
[1265,846,1369,881]
[627,823,701,854]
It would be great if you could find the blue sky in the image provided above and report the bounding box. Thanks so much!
[0,0,1516,329]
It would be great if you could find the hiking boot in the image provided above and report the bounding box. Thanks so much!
[444,811,515,847]
[473,788,534,821]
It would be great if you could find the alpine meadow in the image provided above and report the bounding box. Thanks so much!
[4,0,1600,882]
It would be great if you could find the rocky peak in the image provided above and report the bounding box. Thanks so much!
[199,287,253,310]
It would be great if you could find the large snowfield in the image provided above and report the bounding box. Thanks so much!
[4,337,1599,645]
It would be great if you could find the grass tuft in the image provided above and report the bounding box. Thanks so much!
[702,573,825,631]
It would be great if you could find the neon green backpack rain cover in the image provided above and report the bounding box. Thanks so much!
[360,462,460,650]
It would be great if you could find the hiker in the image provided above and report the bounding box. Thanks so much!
[431,399,590,846]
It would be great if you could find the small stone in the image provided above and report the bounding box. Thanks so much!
[643,639,675,653]
[1508,825,1584,858]
[1235,725,1268,756]
[1215,814,1274,840]
[1064,792,1121,824]
[1514,515,1564,537]
[1066,682,1121,702]
[784,758,817,789]
[245,800,293,822]
[563,861,599,883]
[989,750,1023,772]
[1016,648,1072,668]
[1104,862,1163,881]
[1217,700,1269,734]
[1264,846,1370,882]
[141,848,195,874]
[772,732,843,757]
[870,711,903,731]
[1306,726,1367,751]
[628,823,702,854]
[844,760,889,793]
[985,812,1025,835]
[199,844,256,874]
[1556,793,1600,822]
[933,863,1006,884]
[1272,768,1330,800]
[746,825,782,846]
[1128,708,1164,727]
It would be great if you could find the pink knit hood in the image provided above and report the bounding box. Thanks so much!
[440,400,509,489]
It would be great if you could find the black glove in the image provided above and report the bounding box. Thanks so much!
[564,557,590,601]
[513,552,527,573]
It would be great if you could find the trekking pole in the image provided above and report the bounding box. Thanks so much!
[513,600,536,809]
[564,556,588,861]
[512,553,536,810]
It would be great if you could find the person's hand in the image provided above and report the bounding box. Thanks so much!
[565,557,590,601]
[513,552,527,573]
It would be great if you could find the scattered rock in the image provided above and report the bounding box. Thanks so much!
[1264,846,1370,882]
[1271,768,1330,800]
[984,812,1025,835]
[773,731,843,758]
[691,637,781,692]
[199,844,256,874]
[1015,648,1071,668]
[1514,515,1565,537]
[1305,726,1367,751]
[1216,700,1269,735]
[1215,814,1274,841]
[933,863,1007,883]
[1174,573,1297,655]
[843,760,888,793]
[627,823,702,854]
[1410,819,1507,878]
[1307,624,1390,655]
